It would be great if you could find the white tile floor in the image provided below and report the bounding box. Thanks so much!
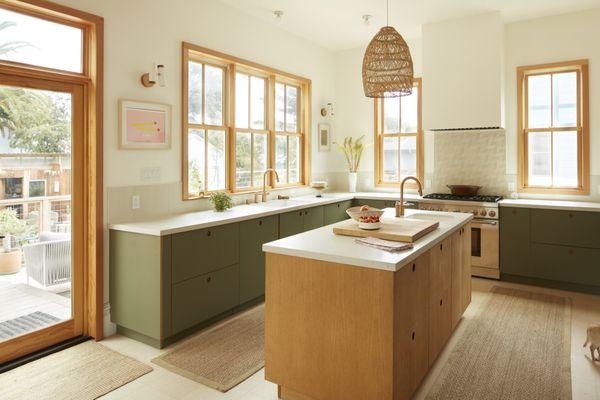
[99,278,600,400]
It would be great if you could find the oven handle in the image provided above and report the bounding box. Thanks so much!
[472,219,497,226]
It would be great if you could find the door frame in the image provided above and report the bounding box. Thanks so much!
[0,0,103,364]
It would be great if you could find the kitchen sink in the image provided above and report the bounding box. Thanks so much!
[251,199,311,208]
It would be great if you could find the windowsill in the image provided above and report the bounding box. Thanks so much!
[184,184,309,201]
[518,186,589,196]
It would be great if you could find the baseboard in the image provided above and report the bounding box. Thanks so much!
[103,302,117,338]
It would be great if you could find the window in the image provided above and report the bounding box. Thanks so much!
[183,43,310,199]
[374,78,422,185]
[186,61,227,194]
[518,60,589,194]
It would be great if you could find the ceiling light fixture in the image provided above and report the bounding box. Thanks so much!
[362,0,413,98]
[273,10,284,22]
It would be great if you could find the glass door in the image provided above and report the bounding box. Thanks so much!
[0,77,84,363]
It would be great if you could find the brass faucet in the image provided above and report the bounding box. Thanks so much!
[396,176,423,217]
[259,169,280,202]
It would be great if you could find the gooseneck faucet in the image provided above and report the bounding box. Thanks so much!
[261,169,280,202]
[396,176,423,217]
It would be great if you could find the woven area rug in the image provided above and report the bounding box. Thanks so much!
[0,341,152,400]
[426,286,572,400]
[152,304,264,392]
[0,311,61,340]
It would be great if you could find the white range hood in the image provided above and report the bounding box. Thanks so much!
[422,12,504,131]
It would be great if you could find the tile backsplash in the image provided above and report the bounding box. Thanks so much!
[432,130,508,196]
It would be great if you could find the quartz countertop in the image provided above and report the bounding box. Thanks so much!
[262,208,473,272]
[499,198,600,212]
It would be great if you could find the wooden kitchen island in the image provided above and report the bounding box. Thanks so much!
[263,209,473,400]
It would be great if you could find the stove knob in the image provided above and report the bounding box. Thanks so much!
[489,210,496,217]
[480,210,487,216]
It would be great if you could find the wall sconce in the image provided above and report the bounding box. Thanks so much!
[320,103,334,117]
[141,63,166,88]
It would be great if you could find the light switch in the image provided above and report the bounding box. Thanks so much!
[132,195,140,210]
[508,182,516,192]
[140,167,161,181]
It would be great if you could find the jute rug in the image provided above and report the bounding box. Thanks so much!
[0,341,152,400]
[426,286,572,400]
[152,304,264,392]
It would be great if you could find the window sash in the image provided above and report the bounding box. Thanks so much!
[519,62,587,192]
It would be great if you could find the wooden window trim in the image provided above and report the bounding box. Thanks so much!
[517,59,589,195]
[182,42,311,200]
[0,0,103,363]
[374,78,423,188]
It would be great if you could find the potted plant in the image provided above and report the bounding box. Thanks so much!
[0,208,32,274]
[335,135,365,193]
[209,191,233,212]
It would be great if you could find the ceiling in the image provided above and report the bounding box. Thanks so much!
[220,0,600,50]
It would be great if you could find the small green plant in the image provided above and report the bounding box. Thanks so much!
[209,191,233,212]
[0,208,33,250]
[334,135,366,172]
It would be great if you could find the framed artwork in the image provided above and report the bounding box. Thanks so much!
[318,123,331,152]
[119,99,171,149]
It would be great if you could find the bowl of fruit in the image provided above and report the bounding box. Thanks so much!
[346,205,384,230]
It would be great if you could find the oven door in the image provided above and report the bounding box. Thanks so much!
[471,218,499,272]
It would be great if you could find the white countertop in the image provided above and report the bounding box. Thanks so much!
[499,198,600,212]
[263,208,473,272]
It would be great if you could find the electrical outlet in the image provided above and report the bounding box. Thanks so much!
[508,182,516,192]
[132,195,140,210]
[425,179,432,189]
[140,166,161,181]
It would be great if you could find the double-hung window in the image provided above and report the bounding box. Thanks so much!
[518,60,589,194]
[275,82,302,185]
[374,78,422,186]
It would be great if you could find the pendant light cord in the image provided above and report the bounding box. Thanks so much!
[386,0,389,26]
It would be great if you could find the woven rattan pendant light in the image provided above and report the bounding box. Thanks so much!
[362,0,413,98]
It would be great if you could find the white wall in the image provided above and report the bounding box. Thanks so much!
[51,0,336,334]
[505,8,600,199]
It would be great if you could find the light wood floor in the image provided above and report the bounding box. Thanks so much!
[97,277,600,400]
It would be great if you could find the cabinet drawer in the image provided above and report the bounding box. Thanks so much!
[171,264,240,334]
[172,223,239,283]
[280,209,304,238]
[531,209,600,249]
[530,243,600,286]
[323,200,352,225]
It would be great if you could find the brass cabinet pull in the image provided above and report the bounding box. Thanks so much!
[299,211,302,216]
[258,220,262,226]
[206,276,212,283]
[206,230,211,237]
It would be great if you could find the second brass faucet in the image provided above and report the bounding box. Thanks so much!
[396,176,423,217]
[259,168,280,202]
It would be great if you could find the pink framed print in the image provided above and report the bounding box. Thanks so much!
[119,99,172,149]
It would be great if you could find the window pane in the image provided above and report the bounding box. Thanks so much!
[235,132,251,188]
[188,129,205,195]
[250,76,266,130]
[553,72,577,127]
[205,65,223,126]
[382,137,399,182]
[553,131,578,187]
[275,135,288,184]
[188,62,202,124]
[0,8,82,72]
[528,131,551,186]
[285,86,298,132]
[252,133,268,186]
[289,136,301,184]
[528,74,551,128]
[399,136,417,178]
[207,130,226,190]
[401,88,418,133]
[383,97,400,133]
[275,83,285,131]
[235,73,249,129]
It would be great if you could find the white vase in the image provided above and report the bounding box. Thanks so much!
[348,172,357,193]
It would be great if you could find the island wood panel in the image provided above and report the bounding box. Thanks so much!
[265,253,395,400]
[428,235,453,366]
[393,252,430,398]
[451,225,472,329]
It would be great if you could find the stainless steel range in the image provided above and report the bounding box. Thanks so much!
[418,193,501,279]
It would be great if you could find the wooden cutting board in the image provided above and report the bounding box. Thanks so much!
[333,217,439,243]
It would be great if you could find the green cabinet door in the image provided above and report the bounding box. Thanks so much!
[530,243,600,286]
[239,215,279,304]
[499,207,531,276]
[303,206,324,231]
[171,264,240,334]
[323,200,353,225]
[531,209,600,249]
[171,223,240,283]
[279,209,305,238]
[353,198,387,209]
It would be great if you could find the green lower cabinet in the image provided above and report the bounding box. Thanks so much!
[171,264,240,334]
[323,200,353,225]
[280,209,305,238]
[530,243,600,286]
[531,209,600,248]
[353,198,396,209]
[499,207,531,276]
[239,215,279,304]
[303,206,324,231]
